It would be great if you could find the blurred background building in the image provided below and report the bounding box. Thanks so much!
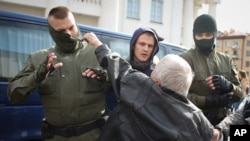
[1,0,250,73]
[216,30,250,75]
[0,0,221,48]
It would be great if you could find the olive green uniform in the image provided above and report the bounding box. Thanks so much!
[180,47,243,120]
[7,42,108,141]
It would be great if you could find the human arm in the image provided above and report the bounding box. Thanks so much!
[83,68,108,81]
[7,52,62,104]
[215,100,247,137]
[212,129,223,141]
[225,59,243,101]
[204,93,232,108]
[206,58,243,103]
[205,74,242,107]
[204,57,243,108]
[83,32,132,98]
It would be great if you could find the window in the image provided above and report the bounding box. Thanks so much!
[246,61,250,67]
[232,50,238,59]
[127,0,140,19]
[233,50,238,55]
[232,41,239,48]
[0,20,54,81]
[150,0,163,23]
[247,51,250,56]
[247,40,250,47]
[156,46,166,59]
[216,40,222,47]
[225,41,230,47]
[102,35,130,59]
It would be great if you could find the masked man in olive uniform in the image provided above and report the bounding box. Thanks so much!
[180,14,243,127]
[7,6,108,141]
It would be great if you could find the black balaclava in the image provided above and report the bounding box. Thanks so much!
[129,27,159,76]
[193,14,217,54]
[48,24,82,53]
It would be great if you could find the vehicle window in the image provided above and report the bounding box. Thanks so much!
[102,35,130,59]
[157,46,167,59]
[0,20,54,81]
[170,46,185,55]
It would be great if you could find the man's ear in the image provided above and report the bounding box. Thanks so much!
[155,79,161,86]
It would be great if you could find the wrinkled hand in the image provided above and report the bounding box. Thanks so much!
[211,129,221,141]
[36,53,63,82]
[211,75,233,93]
[82,68,108,81]
[82,32,102,48]
[205,93,232,108]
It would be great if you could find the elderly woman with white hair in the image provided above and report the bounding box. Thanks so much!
[83,32,217,141]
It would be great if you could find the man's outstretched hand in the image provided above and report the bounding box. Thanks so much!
[36,53,63,82]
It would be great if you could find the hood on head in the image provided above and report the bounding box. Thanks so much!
[129,27,159,62]
[150,28,164,41]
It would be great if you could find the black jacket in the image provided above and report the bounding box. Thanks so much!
[95,45,214,141]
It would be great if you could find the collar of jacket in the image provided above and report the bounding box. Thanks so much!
[160,87,188,103]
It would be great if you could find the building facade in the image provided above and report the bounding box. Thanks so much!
[217,30,250,75]
[0,0,221,48]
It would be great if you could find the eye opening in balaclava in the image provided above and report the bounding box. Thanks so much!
[193,14,217,54]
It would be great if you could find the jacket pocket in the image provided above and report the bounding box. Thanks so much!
[39,71,57,95]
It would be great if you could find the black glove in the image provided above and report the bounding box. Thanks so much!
[88,68,108,81]
[36,56,55,82]
[205,93,232,108]
[243,97,250,119]
[212,75,233,93]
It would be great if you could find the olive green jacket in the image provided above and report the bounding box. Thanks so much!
[180,47,243,119]
[7,42,108,140]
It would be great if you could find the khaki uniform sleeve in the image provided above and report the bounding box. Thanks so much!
[7,55,40,104]
[230,59,244,102]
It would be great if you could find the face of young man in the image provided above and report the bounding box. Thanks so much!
[133,33,155,63]
[49,12,78,38]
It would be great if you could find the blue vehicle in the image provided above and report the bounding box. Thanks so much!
[0,10,188,141]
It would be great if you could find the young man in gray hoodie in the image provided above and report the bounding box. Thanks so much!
[106,27,162,111]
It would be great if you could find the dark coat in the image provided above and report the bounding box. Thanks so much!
[95,45,214,141]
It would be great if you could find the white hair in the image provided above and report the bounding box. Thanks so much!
[151,54,193,97]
